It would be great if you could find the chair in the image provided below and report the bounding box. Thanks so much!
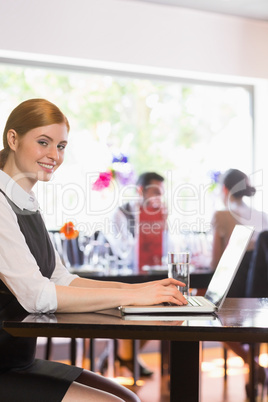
[212,246,255,382]
[226,249,254,298]
[45,337,77,365]
[246,231,268,298]
[239,231,268,398]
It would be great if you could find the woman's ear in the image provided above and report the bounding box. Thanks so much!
[6,130,18,151]
[222,185,229,196]
[221,184,230,206]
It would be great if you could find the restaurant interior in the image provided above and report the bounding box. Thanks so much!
[1,0,268,401]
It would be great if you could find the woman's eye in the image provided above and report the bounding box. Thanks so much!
[58,144,66,151]
[38,140,48,146]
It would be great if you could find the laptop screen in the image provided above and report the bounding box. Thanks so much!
[205,225,254,309]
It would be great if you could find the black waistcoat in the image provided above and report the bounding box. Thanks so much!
[0,190,55,372]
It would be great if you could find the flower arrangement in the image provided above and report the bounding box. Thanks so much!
[208,170,221,192]
[60,221,79,240]
[92,152,135,191]
[92,171,113,191]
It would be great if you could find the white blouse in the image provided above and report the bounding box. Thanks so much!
[0,170,78,314]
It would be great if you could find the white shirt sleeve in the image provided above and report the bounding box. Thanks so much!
[0,195,78,314]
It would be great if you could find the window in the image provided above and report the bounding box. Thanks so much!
[0,62,253,234]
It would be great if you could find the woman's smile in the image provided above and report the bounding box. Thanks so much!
[37,161,56,173]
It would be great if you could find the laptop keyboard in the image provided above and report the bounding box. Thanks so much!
[163,296,203,307]
[185,296,202,307]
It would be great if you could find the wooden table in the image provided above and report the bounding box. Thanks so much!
[69,265,213,382]
[4,298,268,402]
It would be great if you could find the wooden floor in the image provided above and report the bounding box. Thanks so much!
[130,341,268,402]
[116,342,253,402]
[36,338,268,401]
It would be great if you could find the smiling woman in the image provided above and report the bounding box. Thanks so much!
[0,99,189,402]
[0,100,69,192]
[4,124,68,191]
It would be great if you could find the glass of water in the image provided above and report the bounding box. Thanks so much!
[168,252,190,296]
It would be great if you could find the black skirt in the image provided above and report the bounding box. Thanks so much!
[0,359,83,402]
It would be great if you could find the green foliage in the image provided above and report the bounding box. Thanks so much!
[0,64,248,180]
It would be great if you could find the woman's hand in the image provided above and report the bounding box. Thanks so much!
[130,278,188,306]
[63,277,188,313]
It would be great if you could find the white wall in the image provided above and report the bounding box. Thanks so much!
[0,0,268,79]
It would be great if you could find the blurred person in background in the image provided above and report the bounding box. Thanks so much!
[103,172,167,377]
[210,168,268,396]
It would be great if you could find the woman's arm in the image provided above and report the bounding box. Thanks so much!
[0,196,187,314]
[68,276,166,289]
[56,277,188,313]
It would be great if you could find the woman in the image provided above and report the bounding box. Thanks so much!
[210,168,268,396]
[0,99,187,402]
[211,168,268,296]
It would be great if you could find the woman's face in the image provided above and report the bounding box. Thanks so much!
[8,123,68,191]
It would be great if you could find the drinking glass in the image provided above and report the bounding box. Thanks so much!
[168,252,190,295]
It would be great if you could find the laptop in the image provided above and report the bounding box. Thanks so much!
[119,225,254,315]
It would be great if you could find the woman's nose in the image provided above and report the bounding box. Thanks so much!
[48,146,59,160]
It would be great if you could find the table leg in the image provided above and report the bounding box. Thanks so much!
[90,339,95,371]
[170,341,201,402]
[70,338,77,365]
[45,337,52,360]
[248,343,256,402]
[161,340,170,376]
[132,339,140,385]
